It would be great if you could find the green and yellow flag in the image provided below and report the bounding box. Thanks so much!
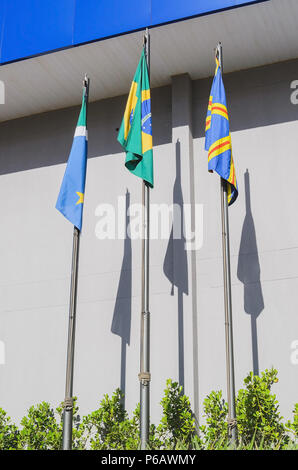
[118,48,153,188]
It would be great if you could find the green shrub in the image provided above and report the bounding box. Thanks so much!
[18,398,86,450]
[199,390,228,447]
[155,379,197,449]
[236,368,288,448]
[293,403,298,437]
[0,408,19,450]
[18,402,61,450]
[0,369,297,450]
[82,388,140,450]
[286,403,298,441]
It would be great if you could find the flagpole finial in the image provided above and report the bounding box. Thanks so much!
[215,42,222,58]
[83,74,90,90]
[143,27,149,46]
[215,43,223,69]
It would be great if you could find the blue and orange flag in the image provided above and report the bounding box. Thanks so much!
[117,48,153,188]
[205,56,238,205]
[56,81,88,230]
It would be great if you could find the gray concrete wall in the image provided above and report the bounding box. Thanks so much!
[0,58,298,426]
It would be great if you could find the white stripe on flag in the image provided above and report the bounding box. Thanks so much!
[74,126,88,139]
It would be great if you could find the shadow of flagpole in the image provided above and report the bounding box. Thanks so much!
[163,140,189,390]
[237,170,264,375]
[111,190,132,405]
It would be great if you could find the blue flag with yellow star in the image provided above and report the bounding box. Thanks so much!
[56,84,88,230]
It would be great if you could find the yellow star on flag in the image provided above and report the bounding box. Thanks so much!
[76,192,84,205]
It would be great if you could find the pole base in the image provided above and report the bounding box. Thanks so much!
[62,397,74,450]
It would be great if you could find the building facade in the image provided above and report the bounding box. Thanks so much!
[0,0,298,425]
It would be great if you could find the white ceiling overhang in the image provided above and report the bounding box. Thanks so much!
[0,0,297,122]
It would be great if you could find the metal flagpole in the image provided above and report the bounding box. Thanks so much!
[62,75,90,450]
[139,28,151,451]
[217,42,237,443]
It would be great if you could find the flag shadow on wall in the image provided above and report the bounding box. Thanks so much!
[237,169,264,376]
[111,190,132,405]
[163,140,189,390]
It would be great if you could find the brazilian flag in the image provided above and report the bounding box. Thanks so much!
[117,48,153,188]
